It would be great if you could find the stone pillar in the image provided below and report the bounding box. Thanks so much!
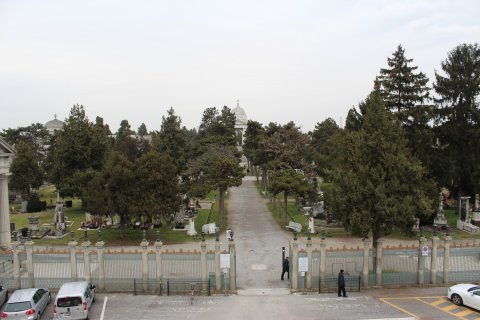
[228,240,236,291]
[443,235,452,284]
[25,239,34,288]
[418,236,427,285]
[201,240,208,291]
[291,239,299,290]
[140,239,149,292]
[319,238,326,291]
[362,238,370,288]
[95,239,105,292]
[12,241,21,289]
[82,240,91,282]
[0,175,12,247]
[154,239,163,288]
[430,236,439,285]
[306,238,312,289]
[68,238,78,281]
[215,238,221,291]
[375,238,383,287]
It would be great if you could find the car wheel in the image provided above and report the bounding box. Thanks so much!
[451,293,463,306]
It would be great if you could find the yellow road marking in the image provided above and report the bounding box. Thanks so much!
[442,304,460,312]
[379,298,419,320]
[381,296,444,300]
[416,297,479,320]
[431,298,449,306]
[456,309,475,317]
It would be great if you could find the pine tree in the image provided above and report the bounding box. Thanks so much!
[332,92,434,245]
[433,43,480,195]
[377,45,433,169]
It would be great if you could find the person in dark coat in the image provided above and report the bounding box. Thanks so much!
[338,269,347,297]
[281,257,289,280]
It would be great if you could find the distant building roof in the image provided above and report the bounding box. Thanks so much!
[232,100,247,125]
[45,115,64,134]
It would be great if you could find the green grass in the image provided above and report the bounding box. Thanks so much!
[9,185,229,246]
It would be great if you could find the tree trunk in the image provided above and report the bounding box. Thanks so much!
[219,188,225,228]
[284,193,288,226]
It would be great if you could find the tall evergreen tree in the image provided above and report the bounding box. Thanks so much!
[153,107,187,175]
[331,92,434,245]
[49,105,107,198]
[377,45,433,169]
[433,43,480,195]
[243,120,265,177]
[309,118,341,180]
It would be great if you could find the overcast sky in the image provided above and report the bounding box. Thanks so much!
[1,0,479,133]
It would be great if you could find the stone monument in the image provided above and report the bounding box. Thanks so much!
[187,217,197,236]
[52,191,67,237]
[434,191,448,227]
[0,137,15,247]
[472,194,480,226]
[457,196,479,233]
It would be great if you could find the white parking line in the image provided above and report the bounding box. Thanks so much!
[100,296,108,320]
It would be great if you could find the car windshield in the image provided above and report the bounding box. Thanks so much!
[4,301,32,312]
[57,297,82,308]
[468,286,480,292]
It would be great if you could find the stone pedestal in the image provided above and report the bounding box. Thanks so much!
[306,238,312,289]
[96,240,105,291]
[443,236,452,284]
[140,240,149,292]
[430,236,439,285]
[215,239,221,291]
[291,239,299,290]
[154,240,163,286]
[228,240,236,291]
[362,238,370,288]
[418,237,427,285]
[82,241,91,282]
[68,239,79,281]
[319,238,326,291]
[25,239,35,288]
[375,238,383,287]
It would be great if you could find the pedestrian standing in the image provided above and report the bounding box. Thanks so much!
[338,269,347,297]
[281,257,289,280]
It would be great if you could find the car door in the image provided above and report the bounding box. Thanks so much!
[36,289,47,315]
[464,289,480,310]
[32,290,42,318]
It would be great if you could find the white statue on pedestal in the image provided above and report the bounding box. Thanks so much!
[187,217,197,236]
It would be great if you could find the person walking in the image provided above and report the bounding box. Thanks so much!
[281,257,289,280]
[338,269,347,297]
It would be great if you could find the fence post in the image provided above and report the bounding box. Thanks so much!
[68,236,78,281]
[25,238,34,288]
[418,236,427,285]
[154,237,163,292]
[228,239,236,291]
[306,237,312,289]
[201,239,207,292]
[362,238,370,288]
[215,237,221,291]
[375,238,383,287]
[133,279,137,296]
[291,238,299,290]
[430,235,439,285]
[82,239,91,282]
[319,237,326,292]
[12,240,20,289]
[140,238,149,292]
[443,235,452,284]
[95,238,105,292]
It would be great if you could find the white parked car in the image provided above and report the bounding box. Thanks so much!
[0,285,7,307]
[1,288,51,320]
[448,283,480,309]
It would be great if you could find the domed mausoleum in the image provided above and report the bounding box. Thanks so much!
[232,100,247,147]
[45,115,64,135]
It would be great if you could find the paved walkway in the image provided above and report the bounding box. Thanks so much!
[228,177,291,290]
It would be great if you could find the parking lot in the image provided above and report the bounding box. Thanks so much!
[3,288,479,320]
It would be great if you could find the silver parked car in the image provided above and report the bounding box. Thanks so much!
[1,288,51,320]
[0,285,7,307]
